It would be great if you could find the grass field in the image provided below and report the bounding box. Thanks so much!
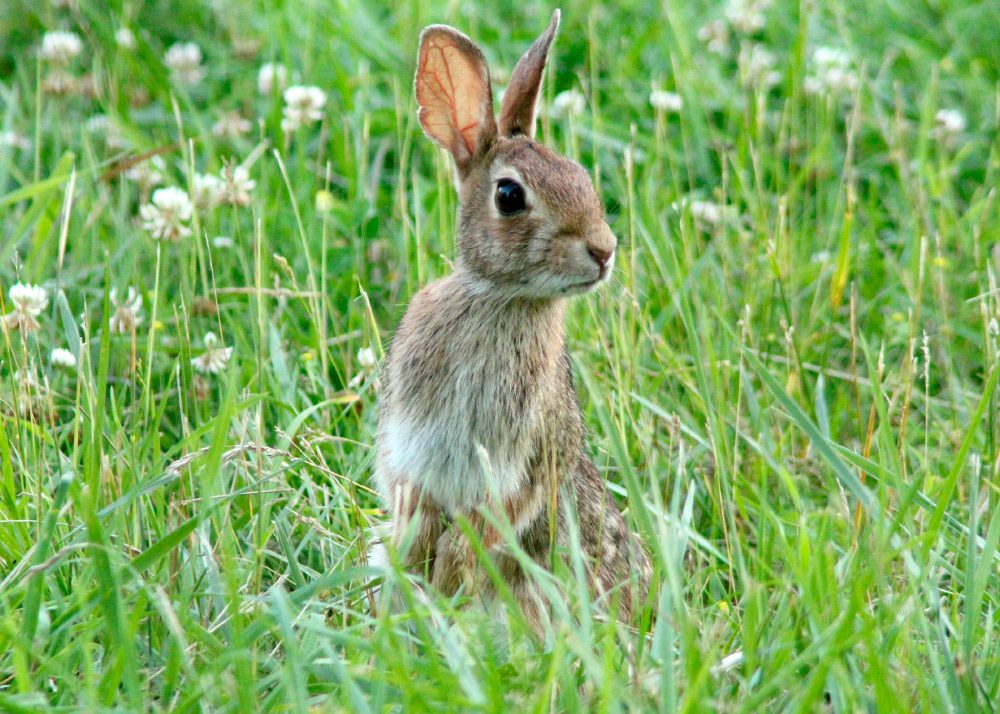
[1,0,999,710]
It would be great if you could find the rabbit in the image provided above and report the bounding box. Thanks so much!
[372,9,651,633]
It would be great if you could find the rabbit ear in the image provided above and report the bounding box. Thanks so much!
[498,10,560,138]
[415,25,497,173]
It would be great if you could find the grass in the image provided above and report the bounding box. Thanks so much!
[1,0,999,710]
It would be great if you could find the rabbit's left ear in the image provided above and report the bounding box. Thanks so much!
[415,25,497,174]
[498,10,560,139]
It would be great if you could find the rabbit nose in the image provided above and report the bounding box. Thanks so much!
[587,245,614,268]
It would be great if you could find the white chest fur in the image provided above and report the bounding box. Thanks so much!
[375,285,565,515]
[379,359,539,513]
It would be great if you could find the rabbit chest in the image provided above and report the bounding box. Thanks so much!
[377,288,567,514]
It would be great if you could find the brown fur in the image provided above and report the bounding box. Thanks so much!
[373,10,651,633]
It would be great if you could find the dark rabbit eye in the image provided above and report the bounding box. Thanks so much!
[495,179,526,215]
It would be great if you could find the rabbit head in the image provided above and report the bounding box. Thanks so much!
[415,10,616,299]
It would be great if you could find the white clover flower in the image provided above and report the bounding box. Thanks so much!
[802,76,822,95]
[219,164,255,207]
[805,46,858,95]
[739,43,781,88]
[814,47,851,70]
[13,368,40,390]
[191,332,233,374]
[85,115,112,134]
[698,19,730,55]
[934,108,966,137]
[76,73,99,99]
[140,187,193,241]
[281,85,326,131]
[550,89,586,119]
[10,284,49,314]
[232,37,261,60]
[212,111,252,140]
[50,348,77,369]
[124,155,166,192]
[649,90,683,113]
[358,347,376,369]
[165,42,205,85]
[12,368,48,418]
[672,198,739,230]
[116,27,136,50]
[349,347,377,388]
[39,31,83,64]
[109,287,143,334]
[86,115,129,151]
[0,131,31,151]
[258,62,288,95]
[725,0,772,34]
[192,173,225,210]
[686,200,728,226]
[42,70,76,96]
[3,283,48,332]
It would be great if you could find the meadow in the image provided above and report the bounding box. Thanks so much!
[1,0,999,710]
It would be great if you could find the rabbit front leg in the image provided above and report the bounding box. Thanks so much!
[385,479,446,577]
[432,509,553,640]
[431,479,550,595]
[430,509,500,597]
[430,526,475,596]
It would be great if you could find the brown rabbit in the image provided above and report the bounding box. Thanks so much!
[372,10,651,633]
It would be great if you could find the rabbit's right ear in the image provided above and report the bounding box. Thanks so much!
[498,10,560,138]
[416,26,497,175]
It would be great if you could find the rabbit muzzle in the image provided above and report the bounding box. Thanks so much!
[586,223,617,278]
[558,223,616,294]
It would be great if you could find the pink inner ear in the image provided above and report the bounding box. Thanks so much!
[417,33,491,160]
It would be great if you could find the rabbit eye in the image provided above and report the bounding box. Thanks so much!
[495,179,526,215]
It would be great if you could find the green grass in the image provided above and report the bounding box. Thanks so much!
[1,0,999,710]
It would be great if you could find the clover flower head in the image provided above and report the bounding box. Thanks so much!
[40,31,83,64]
[165,42,205,85]
[50,348,77,369]
[698,19,730,55]
[725,0,773,34]
[258,62,288,95]
[219,164,255,207]
[191,332,233,374]
[672,197,740,231]
[649,90,683,113]
[0,131,31,151]
[739,43,781,88]
[116,27,136,50]
[804,46,858,95]
[3,283,48,332]
[192,173,225,211]
[125,155,166,192]
[140,187,193,241]
[281,85,326,131]
[109,287,144,334]
[212,111,253,140]
[550,89,586,119]
[42,70,76,96]
[934,108,966,137]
